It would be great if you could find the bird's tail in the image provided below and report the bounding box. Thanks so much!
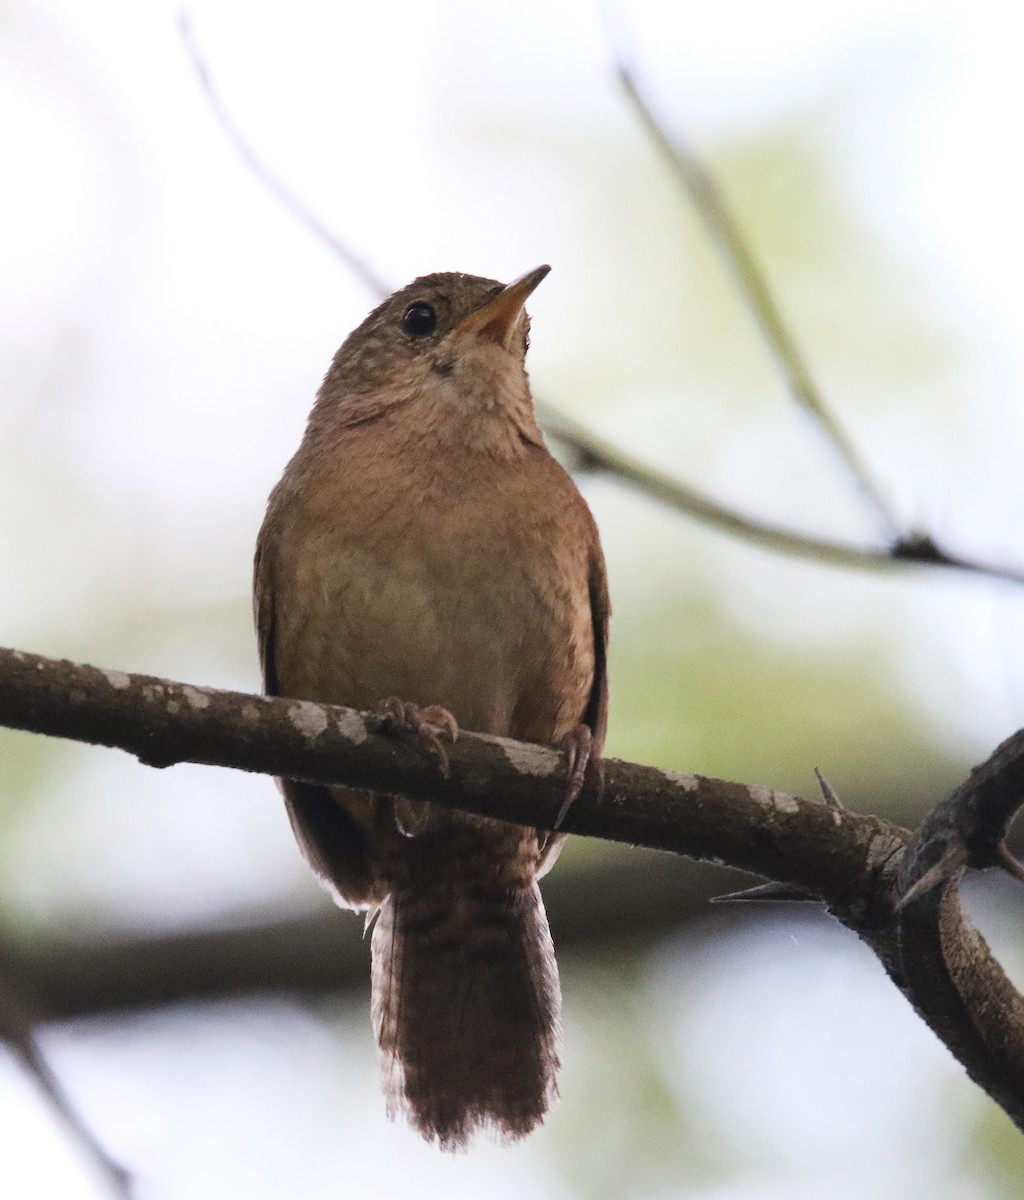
[370,856,561,1150]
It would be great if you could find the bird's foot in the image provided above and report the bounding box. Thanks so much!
[375,698,459,777]
[554,724,595,830]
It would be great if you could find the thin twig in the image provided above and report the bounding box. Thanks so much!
[178,13,390,301]
[0,972,133,1197]
[608,37,902,544]
[539,401,1024,584]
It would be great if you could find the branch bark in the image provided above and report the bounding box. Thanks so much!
[1,645,1023,1133]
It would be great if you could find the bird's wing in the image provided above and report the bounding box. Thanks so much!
[583,548,610,756]
[252,531,278,694]
[253,521,376,910]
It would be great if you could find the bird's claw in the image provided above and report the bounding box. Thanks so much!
[375,697,459,777]
[554,724,594,830]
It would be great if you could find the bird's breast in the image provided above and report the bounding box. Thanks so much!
[270,441,595,746]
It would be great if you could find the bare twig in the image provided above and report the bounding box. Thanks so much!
[539,401,1024,584]
[178,13,390,300]
[0,969,133,1197]
[3,645,1024,1131]
[608,39,901,543]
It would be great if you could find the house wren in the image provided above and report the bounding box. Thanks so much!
[254,266,609,1148]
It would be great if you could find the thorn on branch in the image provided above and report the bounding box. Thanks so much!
[711,881,820,904]
[894,843,968,910]
[813,767,845,814]
[895,728,1024,909]
[995,843,1024,886]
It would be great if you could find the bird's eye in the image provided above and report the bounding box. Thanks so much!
[401,303,437,337]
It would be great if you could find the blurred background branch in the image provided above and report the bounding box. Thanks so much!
[611,51,902,543]
[0,969,132,1198]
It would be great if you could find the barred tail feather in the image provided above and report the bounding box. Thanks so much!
[370,879,561,1150]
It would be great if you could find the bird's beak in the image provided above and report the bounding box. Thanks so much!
[455,265,551,349]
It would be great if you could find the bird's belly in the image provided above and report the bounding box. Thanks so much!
[273,525,593,745]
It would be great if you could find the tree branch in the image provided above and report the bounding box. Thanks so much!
[0,967,133,1197]
[2,645,1024,1131]
[177,13,390,299]
[609,51,900,542]
[1,853,756,1020]
[537,403,1024,585]
[883,729,1024,1126]
[0,647,893,888]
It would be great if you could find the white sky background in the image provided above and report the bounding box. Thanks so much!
[3,0,1024,1196]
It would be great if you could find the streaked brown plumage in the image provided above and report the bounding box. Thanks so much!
[254,267,609,1148]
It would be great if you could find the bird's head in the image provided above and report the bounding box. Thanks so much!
[313,267,550,452]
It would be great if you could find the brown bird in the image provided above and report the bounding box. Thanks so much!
[253,266,609,1149]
